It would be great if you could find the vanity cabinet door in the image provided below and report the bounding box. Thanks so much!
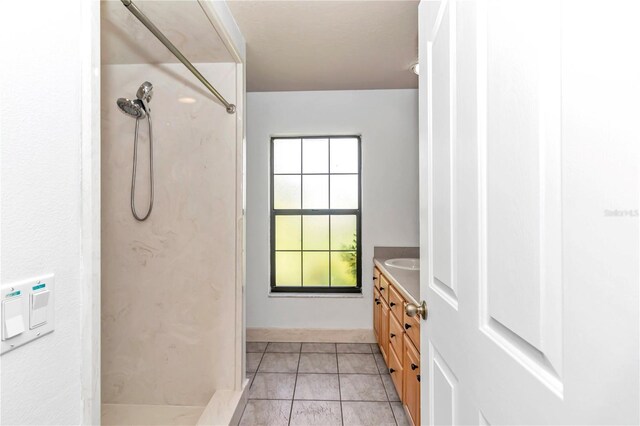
[379,274,390,303]
[374,267,381,292]
[389,312,404,358]
[403,335,420,426]
[388,343,404,399]
[373,287,382,343]
[380,299,390,363]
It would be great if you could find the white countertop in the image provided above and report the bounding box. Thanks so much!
[373,258,420,305]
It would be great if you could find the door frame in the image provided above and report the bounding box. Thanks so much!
[79,0,101,423]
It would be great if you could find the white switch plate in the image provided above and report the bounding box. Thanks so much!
[1,274,55,355]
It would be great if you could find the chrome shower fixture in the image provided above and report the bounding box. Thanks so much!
[116,81,155,222]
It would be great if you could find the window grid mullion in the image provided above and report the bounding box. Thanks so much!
[328,137,332,287]
[300,139,304,287]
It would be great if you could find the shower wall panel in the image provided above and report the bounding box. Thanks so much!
[101,62,239,406]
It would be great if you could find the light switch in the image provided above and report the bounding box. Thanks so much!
[1,275,54,355]
[30,290,50,329]
[2,297,25,340]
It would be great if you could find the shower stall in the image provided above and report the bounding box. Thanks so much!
[100,1,246,424]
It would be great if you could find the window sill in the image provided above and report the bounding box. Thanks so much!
[268,291,363,299]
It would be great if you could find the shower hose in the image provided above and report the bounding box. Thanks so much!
[131,113,154,221]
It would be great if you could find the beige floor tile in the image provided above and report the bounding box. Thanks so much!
[338,353,379,374]
[247,342,268,353]
[247,352,263,373]
[239,400,291,426]
[258,353,300,373]
[249,373,296,400]
[340,374,388,401]
[290,401,342,426]
[381,373,401,402]
[391,402,411,426]
[337,343,373,353]
[266,342,302,353]
[294,373,340,401]
[341,401,396,426]
[301,342,337,353]
[374,353,388,373]
[298,353,338,373]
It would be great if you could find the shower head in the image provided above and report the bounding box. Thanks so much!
[136,81,153,103]
[116,98,146,119]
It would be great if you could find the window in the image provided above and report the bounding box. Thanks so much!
[270,136,361,293]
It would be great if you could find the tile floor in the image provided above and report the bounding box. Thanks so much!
[242,342,410,426]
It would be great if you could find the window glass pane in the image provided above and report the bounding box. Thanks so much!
[303,138,328,173]
[273,139,301,173]
[274,175,301,209]
[303,175,329,209]
[275,252,301,286]
[330,138,358,173]
[330,215,357,250]
[330,175,358,209]
[303,252,330,286]
[276,216,301,250]
[303,215,329,250]
[331,252,357,286]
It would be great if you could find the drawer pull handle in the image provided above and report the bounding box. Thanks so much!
[390,302,396,307]
[389,368,396,374]
[375,298,379,302]
[373,276,378,280]
[404,323,411,330]
[380,287,385,291]
[411,363,418,370]
[390,333,396,338]
[376,301,381,305]
[417,374,421,382]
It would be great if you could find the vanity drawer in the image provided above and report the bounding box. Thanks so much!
[388,284,405,323]
[403,310,420,348]
[379,274,391,303]
[389,313,404,358]
[388,344,403,399]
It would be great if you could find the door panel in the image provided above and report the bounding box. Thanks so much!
[430,0,458,307]
[419,0,639,424]
[481,0,563,380]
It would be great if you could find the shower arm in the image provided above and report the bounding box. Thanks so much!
[120,0,236,114]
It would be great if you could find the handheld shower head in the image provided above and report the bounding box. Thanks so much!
[117,81,153,119]
[136,81,153,115]
[136,81,153,103]
[116,98,146,119]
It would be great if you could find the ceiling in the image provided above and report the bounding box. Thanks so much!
[101,0,234,65]
[227,0,419,92]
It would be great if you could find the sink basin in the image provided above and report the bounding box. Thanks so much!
[384,258,420,271]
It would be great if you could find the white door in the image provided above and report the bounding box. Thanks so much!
[417,0,640,424]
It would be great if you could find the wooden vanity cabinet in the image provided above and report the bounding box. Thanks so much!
[373,266,421,426]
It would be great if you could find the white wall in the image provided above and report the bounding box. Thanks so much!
[0,0,86,424]
[246,89,419,330]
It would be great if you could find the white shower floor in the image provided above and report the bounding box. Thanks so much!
[102,403,204,426]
